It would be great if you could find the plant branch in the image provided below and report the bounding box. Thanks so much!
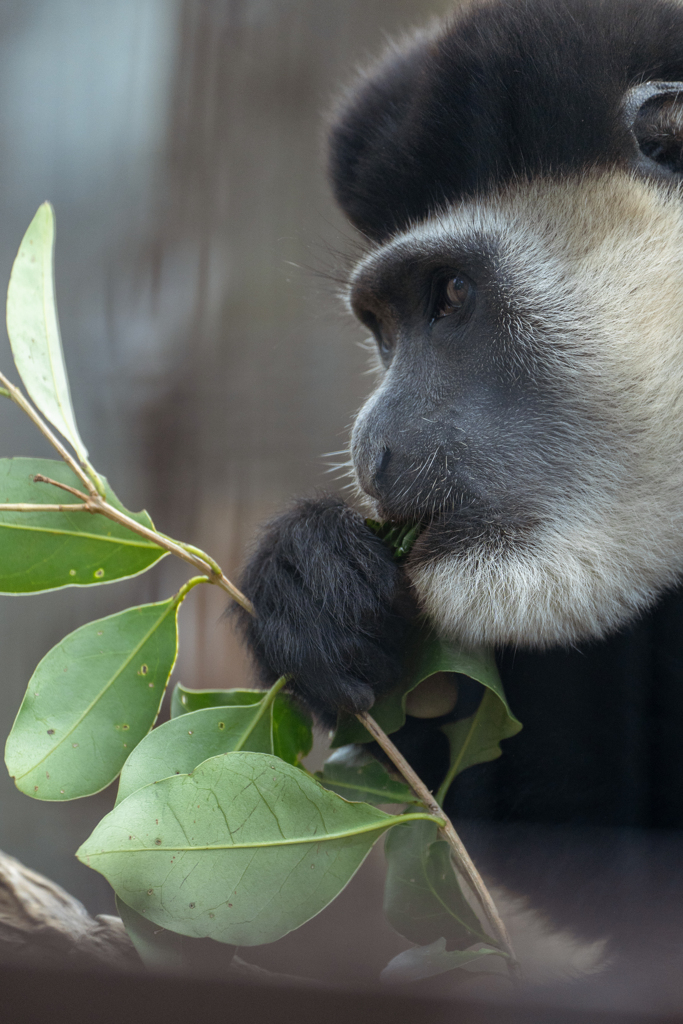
[90,498,253,612]
[0,503,89,512]
[0,383,255,614]
[32,474,91,501]
[0,363,510,965]
[156,535,224,579]
[356,709,518,971]
[0,371,98,497]
[87,497,253,614]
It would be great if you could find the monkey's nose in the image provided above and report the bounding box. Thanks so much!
[372,448,392,494]
[376,447,392,478]
[355,446,392,501]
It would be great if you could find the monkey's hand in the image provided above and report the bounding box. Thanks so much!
[234,496,410,726]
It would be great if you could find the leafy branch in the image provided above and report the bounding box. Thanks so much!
[1,359,515,964]
[0,203,520,982]
[0,368,254,615]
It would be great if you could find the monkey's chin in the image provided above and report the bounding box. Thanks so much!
[405,523,680,651]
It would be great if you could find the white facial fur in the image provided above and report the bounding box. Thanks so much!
[350,170,683,649]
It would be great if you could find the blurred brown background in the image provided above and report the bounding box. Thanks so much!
[0,0,453,958]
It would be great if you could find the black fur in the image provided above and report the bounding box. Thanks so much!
[237,0,683,809]
[236,0,683,960]
[235,497,410,726]
[329,0,683,240]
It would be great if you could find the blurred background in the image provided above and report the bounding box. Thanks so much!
[0,0,453,981]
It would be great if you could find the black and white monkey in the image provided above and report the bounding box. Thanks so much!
[236,0,683,957]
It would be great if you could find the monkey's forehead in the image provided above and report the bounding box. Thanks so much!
[349,172,682,280]
[328,0,683,241]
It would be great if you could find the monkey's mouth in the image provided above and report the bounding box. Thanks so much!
[365,481,487,530]
[365,517,423,559]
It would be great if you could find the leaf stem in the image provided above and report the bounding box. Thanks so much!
[157,535,224,579]
[174,575,211,605]
[356,709,518,972]
[233,674,290,752]
[435,709,481,806]
[32,473,92,501]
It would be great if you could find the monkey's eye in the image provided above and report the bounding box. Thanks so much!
[432,274,473,321]
[361,310,394,359]
[376,327,394,357]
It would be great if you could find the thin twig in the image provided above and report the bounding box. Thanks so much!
[26,472,254,614]
[0,371,98,497]
[32,474,91,501]
[0,503,89,512]
[0,394,253,613]
[93,500,253,613]
[357,709,518,971]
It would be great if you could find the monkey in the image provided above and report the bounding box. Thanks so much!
[235,0,683,980]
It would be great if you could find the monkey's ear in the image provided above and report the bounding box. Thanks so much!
[624,81,683,176]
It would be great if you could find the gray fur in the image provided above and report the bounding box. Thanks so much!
[348,171,683,648]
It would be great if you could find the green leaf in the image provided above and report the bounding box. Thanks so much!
[383,819,492,949]
[317,745,421,806]
[170,683,262,718]
[271,693,313,765]
[333,618,509,746]
[366,519,422,560]
[78,752,440,947]
[5,596,182,800]
[381,938,504,984]
[0,458,165,592]
[116,895,237,974]
[437,689,522,804]
[6,203,89,464]
[115,705,273,805]
[171,681,313,767]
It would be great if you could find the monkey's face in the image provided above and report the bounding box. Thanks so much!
[348,171,683,649]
